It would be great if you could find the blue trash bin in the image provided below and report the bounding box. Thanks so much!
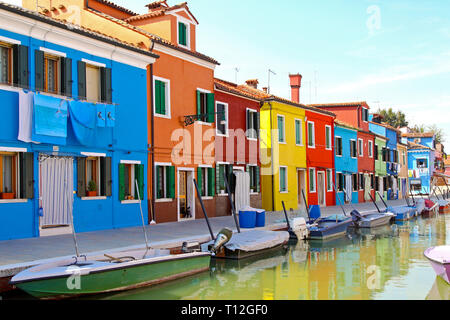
[239,210,256,228]
[255,210,266,227]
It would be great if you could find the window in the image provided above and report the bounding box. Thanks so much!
[382,147,387,162]
[247,109,259,139]
[216,163,233,194]
[77,60,111,103]
[44,54,60,94]
[0,152,33,200]
[295,119,303,146]
[350,140,357,158]
[371,174,375,189]
[309,168,316,192]
[417,159,428,169]
[368,141,373,158]
[77,157,112,198]
[307,122,315,148]
[352,174,359,192]
[197,90,215,123]
[326,169,333,192]
[362,108,369,122]
[248,165,260,193]
[374,144,379,160]
[375,176,380,191]
[358,139,364,157]
[402,151,406,165]
[0,43,12,85]
[337,173,344,192]
[155,165,174,200]
[277,115,285,143]
[119,162,145,201]
[393,150,399,163]
[325,126,332,150]
[359,173,364,190]
[280,167,288,193]
[335,137,343,156]
[216,102,228,136]
[154,77,170,117]
[178,21,188,47]
[197,167,215,197]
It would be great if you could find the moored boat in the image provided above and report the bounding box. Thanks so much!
[307,214,352,240]
[424,246,450,285]
[10,248,211,299]
[350,210,394,228]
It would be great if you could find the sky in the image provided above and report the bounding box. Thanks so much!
[6,0,450,150]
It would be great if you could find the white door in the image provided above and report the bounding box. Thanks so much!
[39,156,74,236]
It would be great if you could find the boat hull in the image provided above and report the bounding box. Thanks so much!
[308,218,352,240]
[212,242,288,260]
[353,214,393,228]
[12,253,211,299]
[424,246,450,285]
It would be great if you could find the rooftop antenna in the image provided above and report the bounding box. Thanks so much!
[234,67,240,83]
[314,70,318,103]
[268,69,276,94]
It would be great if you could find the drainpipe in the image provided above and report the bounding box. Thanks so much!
[268,101,275,212]
[150,63,156,223]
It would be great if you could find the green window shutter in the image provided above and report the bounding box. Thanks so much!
[207,93,215,123]
[295,120,301,145]
[256,166,261,193]
[278,117,284,142]
[134,164,145,200]
[196,90,201,116]
[160,81,166,115]
[197,167,203,196]
[61,57,72,97]
[326,127,331,148]
[34,50,44,92]
[219,165,225,192]
[207,167,215,197]
[179,22,187,46]
[101,67,112,104]
[19,152,34,199]
[13,45,29,88]
[118,163,125,201]
[155,80,162,115]
[280,168,286,192]
[215,165,220,194]
[255,112,260,138]
[101,157,112,197]
[156,166,161,199]
[167,166,175,199]
[77,61,86,100]
[77,158,86,197]
[246,110,250,137]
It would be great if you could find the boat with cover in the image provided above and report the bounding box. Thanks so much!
[350,193,395,228]
[376,192,418,221]
[424,246,450,285]
[10,180,213,300]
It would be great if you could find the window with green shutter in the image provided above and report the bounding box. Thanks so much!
[119,163,146,201]
[279,167,287,192]
[309,168,316,192]
[156,165,175,200]
[325,126,331,149]
[308,122,315,147]
[178,22,187,46]
[196,90,214,123]
[277,116,285,143]
[155,79,168,116]
[295,120,302,145]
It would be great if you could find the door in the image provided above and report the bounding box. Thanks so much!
[178,170,195,221]
[39,155,74,237]
[297,169,307,211]
[317,172,326,206]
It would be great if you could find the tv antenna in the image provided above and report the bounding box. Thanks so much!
[234,67,240,83]
[268,69,276,94]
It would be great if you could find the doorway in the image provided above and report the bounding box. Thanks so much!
[39,155,74,237]
[317,171,326,206]
[297,169,307,211]
[178,169,195,221]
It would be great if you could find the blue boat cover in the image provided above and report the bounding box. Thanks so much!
[69,100,97,145]
[32,93,68,145]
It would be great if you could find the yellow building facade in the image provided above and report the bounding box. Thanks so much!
[260,97,308,212]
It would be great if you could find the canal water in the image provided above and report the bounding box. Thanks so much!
[88,213,449,301]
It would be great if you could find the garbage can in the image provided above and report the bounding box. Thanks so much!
[255,210,266,228]
[239,210,256,229]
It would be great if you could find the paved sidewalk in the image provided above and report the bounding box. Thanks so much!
[0,197,427,278]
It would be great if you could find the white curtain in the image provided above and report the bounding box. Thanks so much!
[234,171,250,212]
[364,174,371,201]
[345,175,352,202]
[40,156,73,227]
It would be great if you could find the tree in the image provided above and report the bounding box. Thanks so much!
[377,108,409,128]
[410,124,446,144]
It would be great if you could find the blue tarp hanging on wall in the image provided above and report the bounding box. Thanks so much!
[69,100,97,146]
[32,93,68,145]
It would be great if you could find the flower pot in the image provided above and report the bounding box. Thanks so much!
[0,193,15,200]
[87,191,97,197]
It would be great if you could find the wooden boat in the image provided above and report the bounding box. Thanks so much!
[10,248,211,300]
[307,214,352,240]
[424,246,450,285]
[350,210,394,228]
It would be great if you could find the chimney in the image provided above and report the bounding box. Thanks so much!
[289,74,302,103]
[262,87,268,93]
[245,79,259,89]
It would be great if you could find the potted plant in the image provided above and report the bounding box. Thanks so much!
[87,180,97,197]
[0,187,15,200]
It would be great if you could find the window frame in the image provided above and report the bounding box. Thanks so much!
[350,140,357,158]
[85,156,102,197]
[335,136,343,157]
[279,166,288,193]
[43,53,60,95]
[277,115,286,144]
[358,138,364,157]
[359,173,364,191]
[177,20,190,49]
[246,108,259,141]
[307,121,316,148]
[326,169,333,192]
[0,152,19,199]
[0,42,13,85]
[368,140,373,158]
[295,118,303,146]
[215,101,229,137]
[196,88,213,125]
[325,125,332,150]
[309,168,316,193]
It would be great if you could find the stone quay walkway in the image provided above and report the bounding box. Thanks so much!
[0,197,423,283]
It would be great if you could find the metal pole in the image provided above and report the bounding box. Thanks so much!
[135,180,150,257]
[368,192,381,213]
[376,191,389,209]
[281,201,292,230]
[223,174,241,233]
[69,200,80,258]
[333,181,347,216]
[302,190,311,222]
[193,179,215,240]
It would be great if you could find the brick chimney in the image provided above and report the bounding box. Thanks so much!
[289,74,302,103]
[245,79,259,89]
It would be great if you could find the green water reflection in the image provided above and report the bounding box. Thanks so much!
[92,215,449,300]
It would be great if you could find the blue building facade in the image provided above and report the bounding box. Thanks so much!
[0,5,157,241]
[334,122,359,205]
